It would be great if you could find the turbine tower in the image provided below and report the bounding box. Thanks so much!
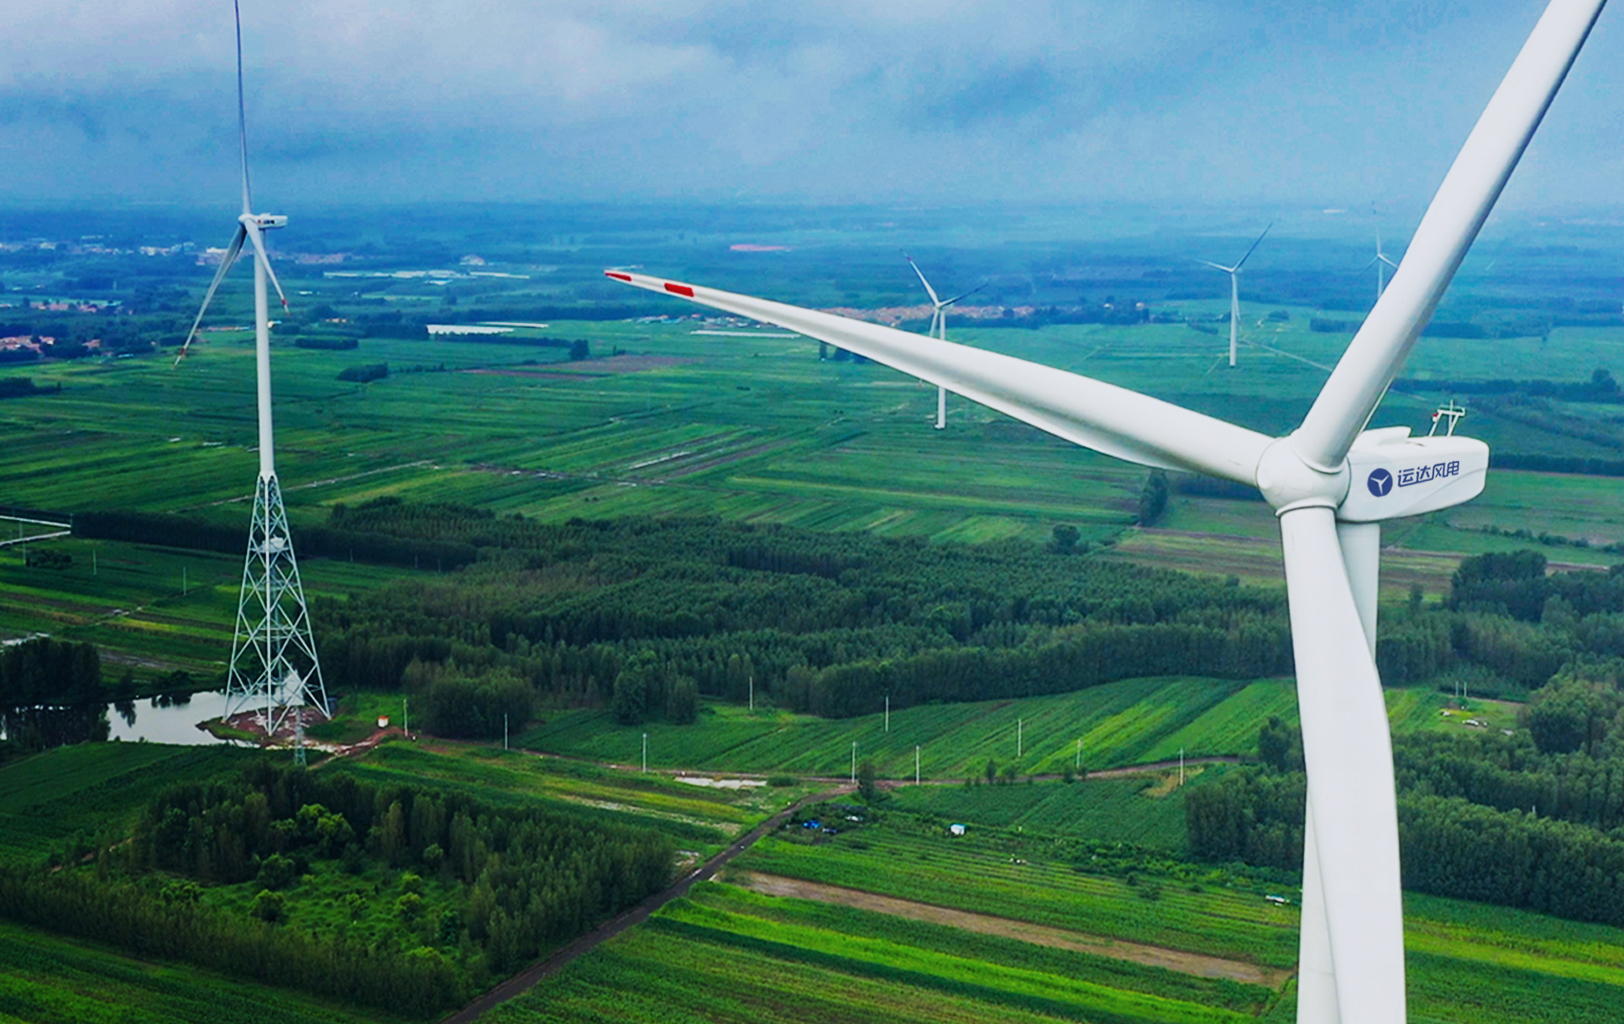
[606,3,1605,1018]
[1200,224,1271,368]
[903,253,982,429]
[1369,230,1400,303]
[175,0,327,739]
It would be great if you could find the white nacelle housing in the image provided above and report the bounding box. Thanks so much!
[1337,426,1488,522]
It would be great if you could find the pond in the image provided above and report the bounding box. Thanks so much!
[4,692,250,748]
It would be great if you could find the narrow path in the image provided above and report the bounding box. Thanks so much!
[733,871,1293,988]
[438,785,852,1024]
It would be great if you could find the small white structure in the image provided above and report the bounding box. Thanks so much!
[948,823,967,837]
[377,716,390,729]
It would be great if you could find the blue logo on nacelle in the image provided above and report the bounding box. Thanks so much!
[1367,469,1393,497]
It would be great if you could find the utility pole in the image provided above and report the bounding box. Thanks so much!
[1179,747,1185,787]
[1076,738,1082,770]
[915,745,920,785]
[851,741,857,785]
[642,732,648,773]
[749,674,754,712]
[1017,718,1023,759]
[885,695,890,733]
[403,697,409,738]
[504,713,509,751]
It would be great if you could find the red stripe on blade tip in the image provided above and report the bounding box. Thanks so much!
[604,271,632,282]
[664,282,695,297]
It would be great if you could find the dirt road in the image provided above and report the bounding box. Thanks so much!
[732,871,1292,988]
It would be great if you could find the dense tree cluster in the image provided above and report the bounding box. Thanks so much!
[309,503,1293,722]
[0,760,673,1014]
[74,509,477,572]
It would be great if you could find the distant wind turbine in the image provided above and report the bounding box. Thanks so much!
[1200,224,1272,368]
[903,253,983,429]
[1368,231,1400,303]
[174,0,327,738]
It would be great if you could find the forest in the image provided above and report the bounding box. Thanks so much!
[0,760,673,1017]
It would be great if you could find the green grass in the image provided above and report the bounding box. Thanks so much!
[0,916,406,1024]
[0,743,251,861]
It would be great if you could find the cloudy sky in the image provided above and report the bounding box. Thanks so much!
[2,0,1619,211]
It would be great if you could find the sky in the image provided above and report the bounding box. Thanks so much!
[2,0,1620,214]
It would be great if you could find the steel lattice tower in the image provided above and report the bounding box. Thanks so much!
[225,470,327,736]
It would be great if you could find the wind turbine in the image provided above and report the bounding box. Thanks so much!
[1200,224,1271,368]
[1369,230,1401,303]
[175,0,327,739]
[607,3,1605,1018]
[904,253,983,429]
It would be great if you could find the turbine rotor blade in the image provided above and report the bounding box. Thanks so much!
[1295,0,1606,471]
[1378,254,1400,269]
[940,282,987,308]
[175,225,247,366]
[1198,260,1236,273]
[1278,505,1406,1023]
[235,0,252,216]
[903,252,941,306]
[1231,222,1273,272]
[606,271,1271,482]
[241,217,289,310]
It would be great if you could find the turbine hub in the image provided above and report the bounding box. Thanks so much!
[1256,436,1349,515]
[245,213,288,230]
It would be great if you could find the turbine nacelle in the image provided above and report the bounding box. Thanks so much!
[1339,428,1489,522]
[248,213,288,230]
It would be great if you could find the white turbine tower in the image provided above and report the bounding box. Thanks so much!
[903,253,983,429]
[175,0,327,739]
[1200,224,1271,368]
[1369,230,1401,303]
[606,3,1605,1019]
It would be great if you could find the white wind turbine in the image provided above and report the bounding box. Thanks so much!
[904,253,983,429]
[1369,230,1401,303]
[607,3,1606,1018]
[1200,224,1272,368]
[175,0,327,739]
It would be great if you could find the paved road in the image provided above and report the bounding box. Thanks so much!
[438,784,851,1024]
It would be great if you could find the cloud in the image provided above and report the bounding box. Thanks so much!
[0,0,1617,209]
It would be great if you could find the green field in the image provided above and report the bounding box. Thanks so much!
[520,676,1504,781]
[325,741,816,858]
[887,772,1200,850]
[0,534,412,679]
[0,743,250,861]
[485,879,1278,1024]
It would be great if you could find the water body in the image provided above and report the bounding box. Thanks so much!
[3,692,248,748]
[108,691,244,746]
